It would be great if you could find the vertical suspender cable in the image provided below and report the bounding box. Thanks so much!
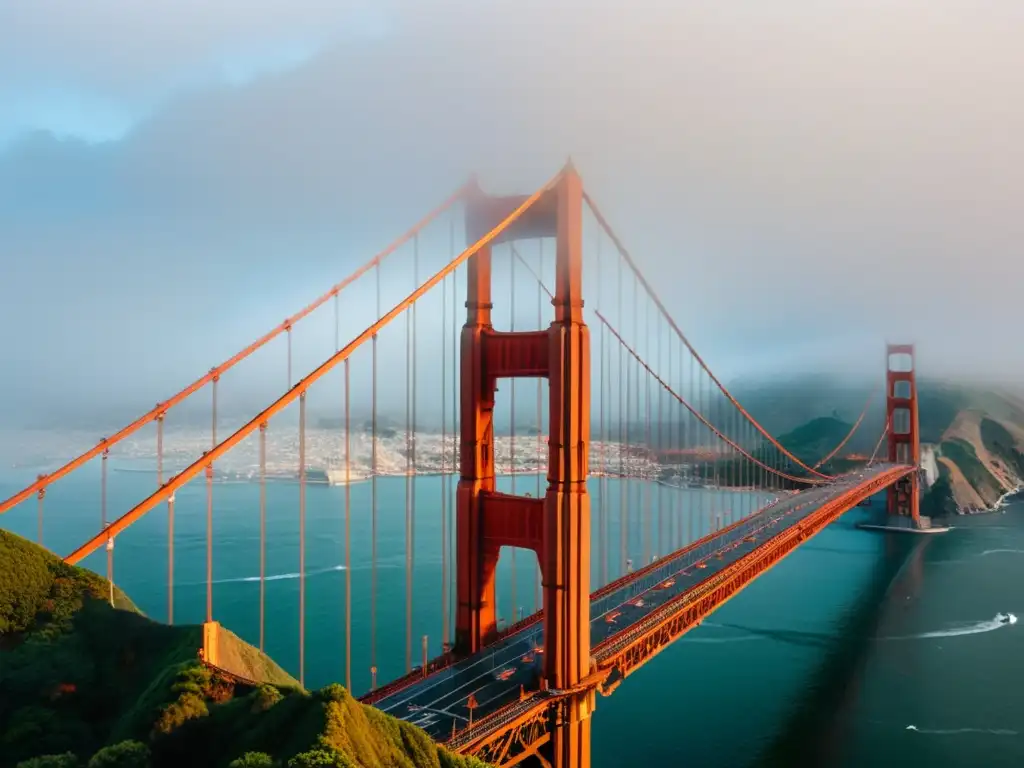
[287,327,293,390]
[643,298,651,564]
[617,255,626,574]
[411,239,418,650]
[626,274,634,561]
[725,395,732,524]
[441,262,450,650]
[299,391,307,688]
[36,481,44,547]
[451,257,459,637]
[598,234,607,586]
[259,423,267,651]
[657,314,663,556]
[158,414,172,622]
[509,244,517,622]
[206,378,217,623]
[166,446,175,625]
[205,462,213,622]
[696,366,703,537]
[406,233,420,672]
[102,449,109,582]
[702,367,709,530]
[535,239,544,611]
[405,271,414,673]
[371,264,380,688]
[344,358,352,690]
[212,376,218,445]
[682,348,688,544]
[668,338,675,550]
[713,379,720,521]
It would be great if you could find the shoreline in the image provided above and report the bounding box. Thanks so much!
[957,483,1023,516]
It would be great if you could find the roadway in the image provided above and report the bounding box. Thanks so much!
[372,465,896,741]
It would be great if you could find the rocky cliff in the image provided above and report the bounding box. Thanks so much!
[928,391,1024,514]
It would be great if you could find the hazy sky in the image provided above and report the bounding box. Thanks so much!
[1,0,1022,427]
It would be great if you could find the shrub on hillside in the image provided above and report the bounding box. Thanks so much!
[15,754,80,768]
[86,741,150,768]
[228,753,276,768]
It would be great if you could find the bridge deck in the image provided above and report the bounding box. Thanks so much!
[372,465,900,742]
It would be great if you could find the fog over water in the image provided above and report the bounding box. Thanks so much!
[1,1,1022,427]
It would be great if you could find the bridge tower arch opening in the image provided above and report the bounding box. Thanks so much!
[456,164,593,768]
[886,344,921,523]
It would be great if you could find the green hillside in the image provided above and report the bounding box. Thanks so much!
[777,416,853,466]
[0,531,487,768]
[728,375,967,449]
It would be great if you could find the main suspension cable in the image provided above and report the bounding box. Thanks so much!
[583,191,834,481]
[596,311,825,485]
[812,387,879,469]
[0,184,471,520]
[61,172,562,566]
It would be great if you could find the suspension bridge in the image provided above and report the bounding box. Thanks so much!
[0,163,928,768]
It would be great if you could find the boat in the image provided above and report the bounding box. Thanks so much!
[326,466,366,486]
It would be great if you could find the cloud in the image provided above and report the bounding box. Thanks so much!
[0,0,388,146]
[1,0,1023,426]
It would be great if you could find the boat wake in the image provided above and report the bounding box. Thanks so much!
[906,725,1019,736]
[213,565,346,584]
[887,613,1017,640]
[683,634,763,645]
[184,562,402,586]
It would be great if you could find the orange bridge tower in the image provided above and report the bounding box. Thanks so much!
[886,343,921,524]
[456,164,593,768]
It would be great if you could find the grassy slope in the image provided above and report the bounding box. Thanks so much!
[730,375,1024,511]
[0,531,487,768]
[777,416,853,465]
[730,375,966,447]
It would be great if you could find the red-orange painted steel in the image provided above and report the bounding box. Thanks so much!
[456,228,499,652]
[886,344,921,521]
[542,165,592,768]
[593,466,912,681]
[449,467,914,767]
[454,166,593,768]
[481,493,545,554]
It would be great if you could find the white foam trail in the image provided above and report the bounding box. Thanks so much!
[934,550,1024,565]
[206,562,401,585]
[888,613,1017,640]
[906,725,1019,736]
[683,635,763,645]
[213,564,346,584]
